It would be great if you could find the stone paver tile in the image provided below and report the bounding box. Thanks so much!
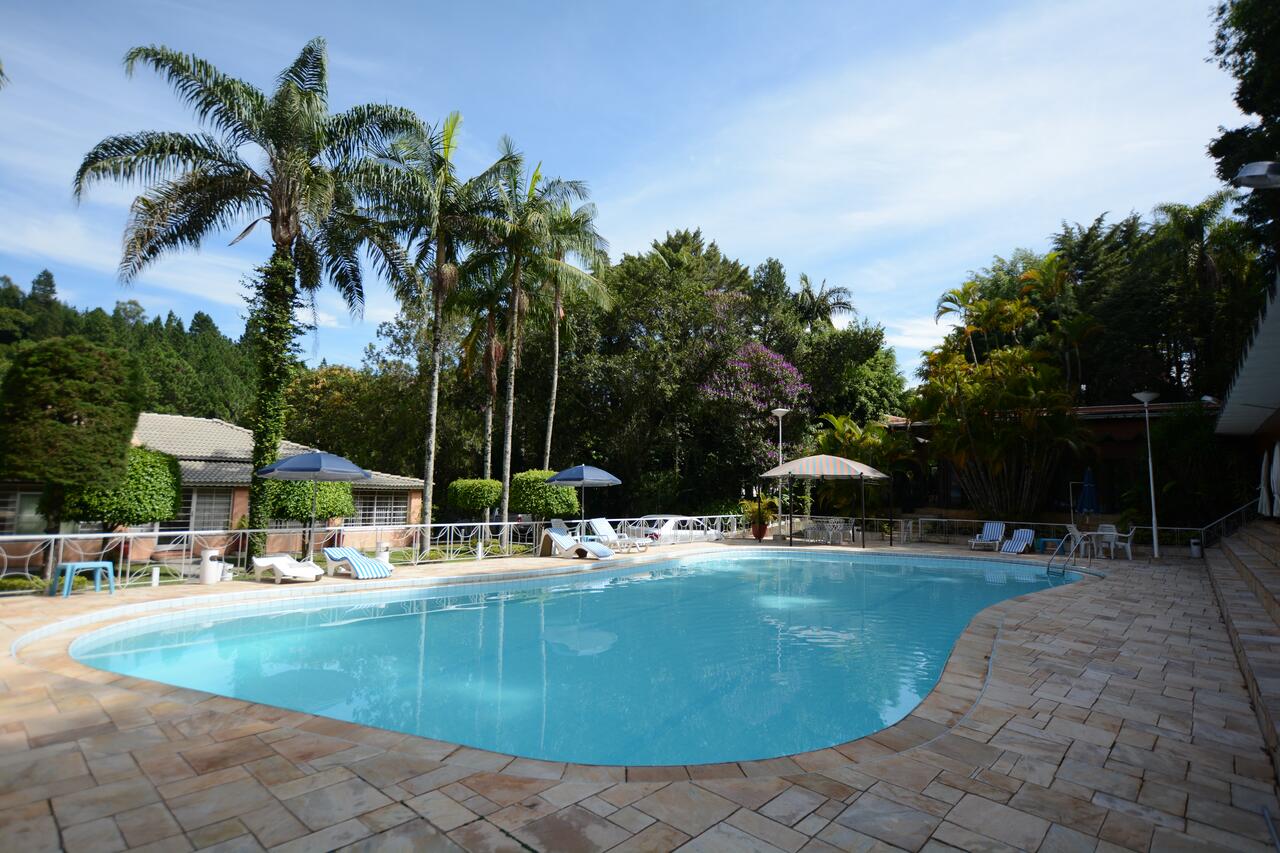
[1057,759,1142,800]
[687,763,745,781]
[186,816,250,848]
[445,747,513,772]
[486,797,559,832]
[539,781,610,808]
[51,776,160,827]
[1184,797,1271,841]
[358,801,418,833]
[239,801,308,848]
[1040,823,1099,853]
[930,820,1023,853]
[115,801,183,847]
[0,749,89,795]
[270,732,354,764]
[460,772,557,805]
[196,835,263,853]
[1008,783,1109,835]
[1092,792,1184,830]
[786,774,859,802]
[815,819,900,852]
[562,764,626,784]
[580,795,617,817]
[834,792,940,850]
[609,805,656,833]
[793,814,829,837]
[1099,809,1156,851]
[281,775,392,831]
[269,817,371,853]
[598,782,669,809]
[350,752,443,788]
[759,785,827,826]
[449,818,528,852]
[727,807,809,852]
[854,756,941,792]
[62,816,127,852]
[167,777,269,831]
[677,822,788,852]
[406,790,479,831]
[158,766,251,801]
[502,757,565,780]
[609,822,691,853]
[242,755,304,787]
[179,737,274,775]
[513,803,631,853]
[400,765,476,796]
[344,817,464,852]
[88,752,141,784]
[634,781,738,836]
[0,801,61,852]
[945,793,1050,851]
[267,766,352,801]
[692,777,791,810]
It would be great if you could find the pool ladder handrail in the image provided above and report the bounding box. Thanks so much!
[1046,535,1093,574]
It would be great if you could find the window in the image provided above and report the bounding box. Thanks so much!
[0,490,47,535]
[345,491,408,526]
[157,489,234,539]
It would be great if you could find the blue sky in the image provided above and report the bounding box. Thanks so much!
[0,1,1241,375]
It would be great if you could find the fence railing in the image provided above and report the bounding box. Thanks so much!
[1198,494,1262,547]
[0,514,745,589]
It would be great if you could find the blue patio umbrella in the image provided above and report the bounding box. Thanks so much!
[1076,467,1100,518]
[547,464,622,525]
[257,452,371,557]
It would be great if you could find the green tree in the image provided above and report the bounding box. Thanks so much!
[0,338,142,549]
[792,273,853,331]
[446,479,502,518]
[63,446,182,529]
[510,469,579,519]
[380,114,512,531]
[75,39,420,548]
[489,139,597,525]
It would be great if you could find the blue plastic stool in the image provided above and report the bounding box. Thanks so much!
[50,561,115,597]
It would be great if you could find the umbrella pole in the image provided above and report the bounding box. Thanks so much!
[889,474,894,547]
[309,481,318,561]
[860,477,866,548]
[788,475,794,546]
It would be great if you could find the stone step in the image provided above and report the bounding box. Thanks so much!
[1205,549,1280,782]
[1240,522,1280,567]
[1223,532,1280,632]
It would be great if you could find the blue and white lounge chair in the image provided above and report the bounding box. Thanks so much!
[540,528,614,560]
[587,518,649,552]
[323,547,392,579]
[1000,528,1034,554]
[969,522,1005,551]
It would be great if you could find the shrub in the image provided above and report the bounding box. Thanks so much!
[63,446,182,528]
[447,479,502,515]
[268,480,355,522]
[510,470,579,520]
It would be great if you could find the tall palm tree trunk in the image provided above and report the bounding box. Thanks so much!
[498,263,522,532]
[542,279,561,469]
[421,282,443,531]
[248,248,298,555]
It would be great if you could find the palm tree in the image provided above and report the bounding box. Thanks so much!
[380,114,511,530]
[0,57,8,89]
[488,138,596,528]
[75,39,420,540]
[793,273,853,330]
[458,266,510,491]
[541,201,609,469]
[935,280,982,363]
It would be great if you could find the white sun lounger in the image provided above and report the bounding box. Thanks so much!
[323,547,393,579]
[252,555,325,584]
[969,521,1005,550]
[587,518,649,552]
[1000,528,1034,554]
[540,528,614,560]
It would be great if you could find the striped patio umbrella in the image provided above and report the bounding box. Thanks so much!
[762,455,888,547]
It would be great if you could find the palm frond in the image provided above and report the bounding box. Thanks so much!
[277,37,328,96]
[75,131,253,199]
[124,45,265,143]
[325,104,425,165]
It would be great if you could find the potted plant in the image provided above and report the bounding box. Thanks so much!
[740,497,780,542]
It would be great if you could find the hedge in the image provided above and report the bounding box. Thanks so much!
[268,480,355,522]
[63,446,181,528]
[510,469,579,519]
[447,479,501,515]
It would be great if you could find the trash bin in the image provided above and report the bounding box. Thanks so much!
[1189,539,1203,559]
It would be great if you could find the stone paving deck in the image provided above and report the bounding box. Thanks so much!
[1,541,1276,852]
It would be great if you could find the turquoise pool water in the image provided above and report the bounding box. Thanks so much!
[71,551,1075,765]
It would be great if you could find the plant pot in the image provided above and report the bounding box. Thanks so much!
[752,523,768,541]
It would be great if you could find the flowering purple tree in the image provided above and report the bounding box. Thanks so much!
[699,342,809,472]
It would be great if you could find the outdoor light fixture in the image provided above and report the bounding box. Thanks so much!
[1133,391,1160,558]
[1231,161,1280,190]
[771,408,791,539]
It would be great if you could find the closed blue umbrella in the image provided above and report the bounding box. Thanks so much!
[257,452,371,557]
[1076,467,1100,518]
[547,465,621,525]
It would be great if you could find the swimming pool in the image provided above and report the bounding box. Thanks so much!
[71,550,1076,766]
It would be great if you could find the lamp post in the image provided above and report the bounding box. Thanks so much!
[1133,391,1160,558]
[771,407,790,539]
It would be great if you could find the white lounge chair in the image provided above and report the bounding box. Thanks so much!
[540,528,614,560]
[587,518,649,552]
[969,522,1005,551]
[1000,528,1034,554]
[1096,524,1135,559]
[322,547,393,579]
[252,555,325,584]
[1065,524,1092,558]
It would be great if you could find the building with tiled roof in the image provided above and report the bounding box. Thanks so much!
[1,413,423,535]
